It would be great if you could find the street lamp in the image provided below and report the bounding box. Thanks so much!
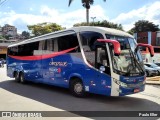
[91,17,96,23]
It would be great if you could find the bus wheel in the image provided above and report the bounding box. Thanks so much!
[14,72,20,82]
[19,72,26,84]
[70,78,85,97]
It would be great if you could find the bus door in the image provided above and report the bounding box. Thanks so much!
[95,45,111,92]
[87,45,111,94]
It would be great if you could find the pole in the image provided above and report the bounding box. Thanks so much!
[91,17,96,25]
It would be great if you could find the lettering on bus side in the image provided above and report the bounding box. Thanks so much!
[49,62,68,67]
[49,67,61,73]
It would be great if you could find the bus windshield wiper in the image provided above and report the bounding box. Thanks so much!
[132,50,145,74]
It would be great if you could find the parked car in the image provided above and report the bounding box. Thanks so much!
[144,65,158,77]
[144,63,160,75]
[154,62,160,67]
[0,58,6,64]
[0,60,4,67]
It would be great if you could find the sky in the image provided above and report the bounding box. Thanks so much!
[0,0,160,33]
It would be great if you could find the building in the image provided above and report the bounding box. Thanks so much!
[2,24,17,39]
[134,31,160,46]
[156,31,160,45]
[0,24,19,59]
[0,26,2,36]
[134,31,160,63]
[0,39,17,59]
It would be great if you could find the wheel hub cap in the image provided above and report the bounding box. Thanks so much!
[74,83,82,93]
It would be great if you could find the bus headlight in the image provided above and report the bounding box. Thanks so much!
[113,78,127,88]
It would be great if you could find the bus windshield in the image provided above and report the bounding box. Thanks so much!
[106,34,145,76]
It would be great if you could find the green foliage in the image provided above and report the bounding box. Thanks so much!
[128,20,159,33]
[4,35,12,40]
[81,0,94,9]
[27,22,64,37]
[127,29,134,35]
[69,0,106,7]
[0,35,4,39]
[68,0,106,24]
[22,31,30,39]
[73,20,124,31]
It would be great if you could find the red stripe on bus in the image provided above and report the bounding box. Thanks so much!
[9,46,78,61]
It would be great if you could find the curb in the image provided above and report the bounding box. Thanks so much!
[146,81,160,85]
[146,76,160,85]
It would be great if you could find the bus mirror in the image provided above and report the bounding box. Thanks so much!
[137,43,154,57]
[97,39,121,55]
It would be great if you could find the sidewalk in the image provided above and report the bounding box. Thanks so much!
[146,76,160,85]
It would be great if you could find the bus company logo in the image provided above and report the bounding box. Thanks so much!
[54,68,61,73]
[49,62,67,67]
[49,68,61,73]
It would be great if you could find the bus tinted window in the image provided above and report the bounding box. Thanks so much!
[8,41,39,56]
[58,34,79,53]
[80,31,103,51]
[8,46,18,56]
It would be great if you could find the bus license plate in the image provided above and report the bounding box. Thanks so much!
[134,89,140,93]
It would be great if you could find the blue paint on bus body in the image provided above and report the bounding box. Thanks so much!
[7,53,145,96]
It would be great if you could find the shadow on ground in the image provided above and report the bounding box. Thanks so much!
[0,79,159,120]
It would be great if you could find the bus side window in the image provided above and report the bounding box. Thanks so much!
[41,39,55,55]
[96,47,110,75]
[80,31,104,67]
[8,46,18,56]
[57,33,79,53]
[16,41,39,56]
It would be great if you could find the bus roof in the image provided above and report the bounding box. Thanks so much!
[73,26,133,38]
[8,26,134,47]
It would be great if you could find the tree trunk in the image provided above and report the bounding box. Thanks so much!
[86,8,89,25]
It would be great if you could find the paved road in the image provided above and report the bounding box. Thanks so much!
[0,65,160,120]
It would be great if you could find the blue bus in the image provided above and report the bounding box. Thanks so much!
[7,26,154,97]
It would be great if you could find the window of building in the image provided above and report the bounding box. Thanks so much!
[154,47,160,53]
[156,37,160,45]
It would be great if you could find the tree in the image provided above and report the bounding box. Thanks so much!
[68,0,106,24]
[73,20,124,31]
[128,20,159,34]
[127,29,134,35]
[4,35,12,40]
[0,35,4,39]
[22,31,30,39]
[27,22,64,37]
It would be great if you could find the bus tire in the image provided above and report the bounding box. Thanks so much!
[19,72,26,84]
[69,78,85,97]
[14,72,20,82]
